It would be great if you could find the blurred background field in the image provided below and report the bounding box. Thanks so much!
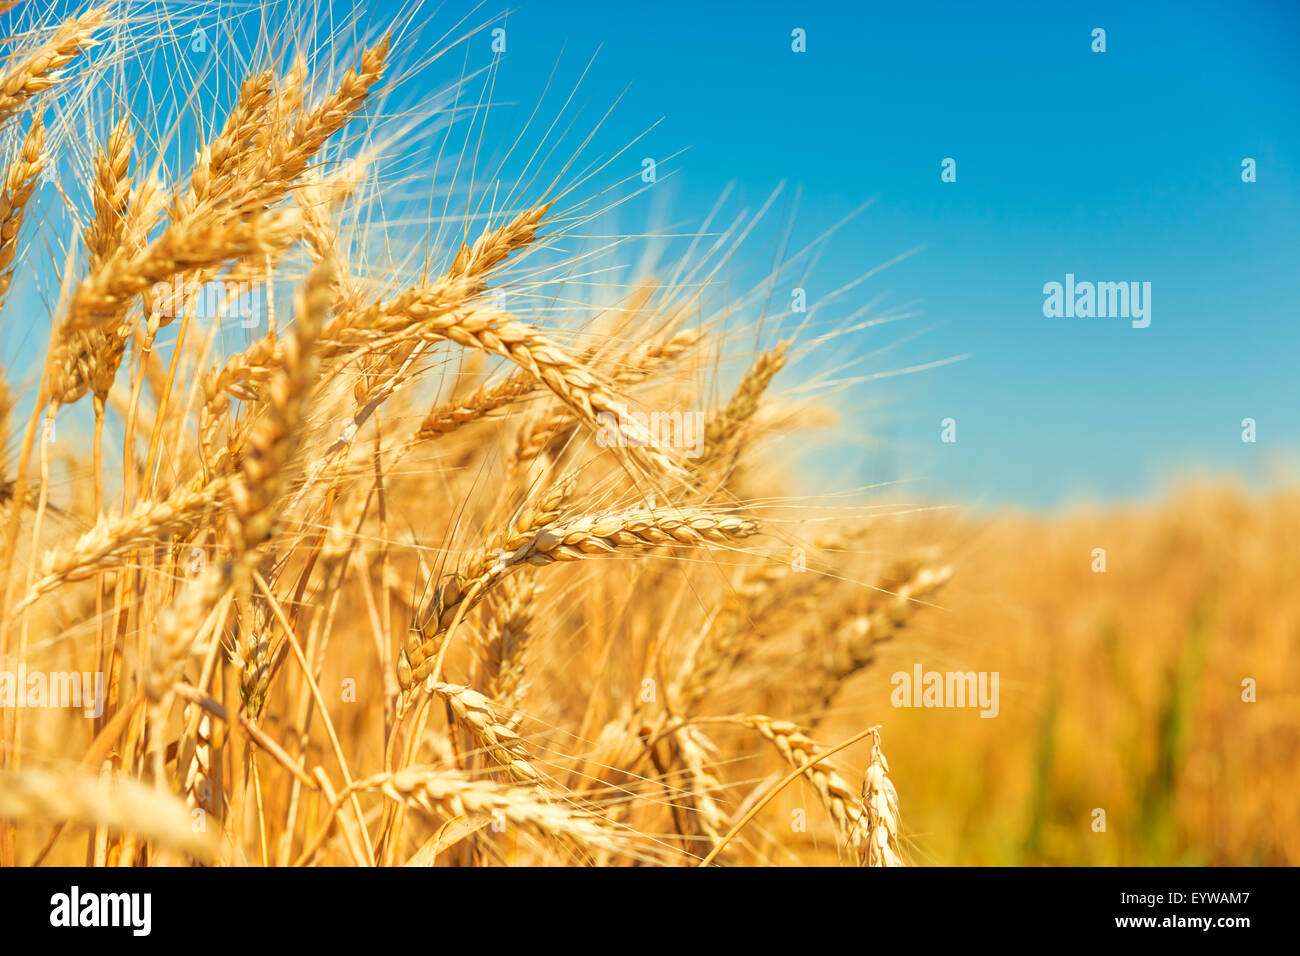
[801,482,1300,865]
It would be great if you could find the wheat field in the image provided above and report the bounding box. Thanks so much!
[0,2,1293,868]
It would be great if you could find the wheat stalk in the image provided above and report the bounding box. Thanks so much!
[15,476,229,612]
[357,767,634,855]
[58,205,303,341]
[399,507,759,690]
[0,6,106,127]
[733,714,870,856]
[510,327,702,473]
[427,681,542,785]
[47,116,137,405]
[669,726,730,848]
[695,339,790,477]
[228,260,331,556]
[0,765,218,861]
[415,372,539,440]
[82,115,132,267]
[809,561,952,721]
[0,114,44,312]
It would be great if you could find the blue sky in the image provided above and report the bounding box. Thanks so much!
[429,0,1299,510]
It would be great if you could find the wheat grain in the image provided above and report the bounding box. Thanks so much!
[478,574,537,726]
[860,728,903,866]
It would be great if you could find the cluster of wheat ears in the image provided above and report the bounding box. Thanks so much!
[0,3,951,866]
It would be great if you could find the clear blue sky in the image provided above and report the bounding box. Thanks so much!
[411,0,1299,510]
[9,0,1297,510]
